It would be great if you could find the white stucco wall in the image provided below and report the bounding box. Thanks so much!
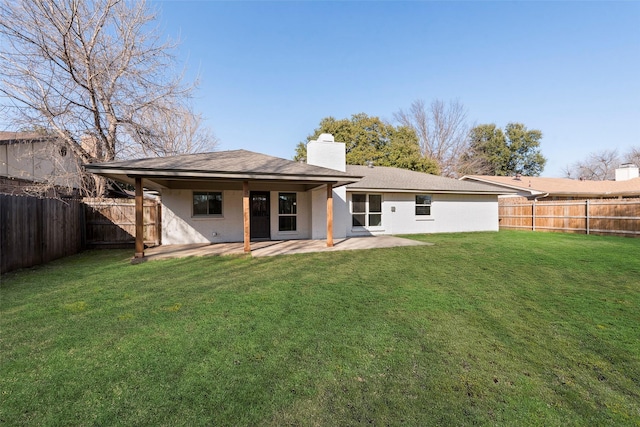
[161,188,313,244]
[310,185,347,240]
[344,192,499,237]
[270,190,312,241]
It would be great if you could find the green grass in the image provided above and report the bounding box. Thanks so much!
[1,231,639,426]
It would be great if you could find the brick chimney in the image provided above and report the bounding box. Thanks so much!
[306,133,346,172]
[615,163,639,181]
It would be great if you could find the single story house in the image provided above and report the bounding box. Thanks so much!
[461,165,640,201]
[85,134,511,258]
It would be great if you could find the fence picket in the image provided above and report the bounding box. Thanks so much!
[499,198,640,237]
[0,195,85,274]
[1,195,161,274]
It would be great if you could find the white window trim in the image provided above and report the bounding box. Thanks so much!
[351,193,384,230]
[278,192,297,232]
[415,194,432,219]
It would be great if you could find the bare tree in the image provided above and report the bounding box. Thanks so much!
[564,149,620,180]
[624,146,640,167]
[0,0,214,196]
[394,99,469,177]
[122,103,218,158]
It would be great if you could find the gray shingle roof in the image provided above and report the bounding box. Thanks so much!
[89,150,352,177]
[346,165,514,194]
[85,150,361,183]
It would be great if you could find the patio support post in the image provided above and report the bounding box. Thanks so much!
[243,180,251,253]
[326,183,334,247]
[134,176,144,259]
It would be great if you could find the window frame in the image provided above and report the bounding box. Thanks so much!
[351,193,383,229]
[192,191,223,217]
[278,192,297,232]
[415,194,432,217]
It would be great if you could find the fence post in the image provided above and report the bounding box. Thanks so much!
[532,200,536,231]
[586,200,590,235]
[156,201,161,246]
[134,177,144,258]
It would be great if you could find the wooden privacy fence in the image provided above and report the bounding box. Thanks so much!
[1,194,85,274]
[499,199,640,237]
[83,198,160,248]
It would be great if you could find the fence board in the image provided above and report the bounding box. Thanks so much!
[83,198,160,247]
[499,199,640,237]
[1,195,160,274]
[1,194,84,274]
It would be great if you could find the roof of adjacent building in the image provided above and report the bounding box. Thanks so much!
[346,165,514,194]
[0,131,56,144]
[461,175,640,197]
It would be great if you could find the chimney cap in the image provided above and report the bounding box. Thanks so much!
[317,133,335,143]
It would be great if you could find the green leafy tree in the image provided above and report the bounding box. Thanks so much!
[464,123,546,176]
[294,113,439,174]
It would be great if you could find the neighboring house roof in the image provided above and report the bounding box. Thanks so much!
[461,175,640,198]
[85,149,362,190]
[346,165,514,195]
[0,131,56,144]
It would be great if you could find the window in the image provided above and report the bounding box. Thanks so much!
[368,194,382,226]
[278,192,297,231]
[415,194,432,216]
[352,193,382,227]
[193,191,222,216]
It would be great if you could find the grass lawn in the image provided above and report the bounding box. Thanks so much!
[1,231,639,426]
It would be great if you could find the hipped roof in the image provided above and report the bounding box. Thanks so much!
[84,149,361,190]
[346,165,514,194]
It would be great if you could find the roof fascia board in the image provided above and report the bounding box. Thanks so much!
[550,192,637,197]
[82,166,357,183]
[346,187,510,195]
[92,171,355,191]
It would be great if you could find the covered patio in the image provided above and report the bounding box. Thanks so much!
[142,235,431,261]
[84,150,362,261]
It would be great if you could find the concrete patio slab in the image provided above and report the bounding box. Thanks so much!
[143,236,431,261]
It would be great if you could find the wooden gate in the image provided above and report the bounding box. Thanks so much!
[83,198,161,248]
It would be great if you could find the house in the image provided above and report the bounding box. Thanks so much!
[84,134,511,258]
[461,165,640,201]
[0,131,82,196]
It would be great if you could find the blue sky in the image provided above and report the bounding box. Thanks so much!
[154,0,639,177]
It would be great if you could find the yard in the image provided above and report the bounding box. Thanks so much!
[1,231,639,426]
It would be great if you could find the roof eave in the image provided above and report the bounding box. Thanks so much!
[85,166,361,190]
[460,176,544,194]
[346,186,512,195]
